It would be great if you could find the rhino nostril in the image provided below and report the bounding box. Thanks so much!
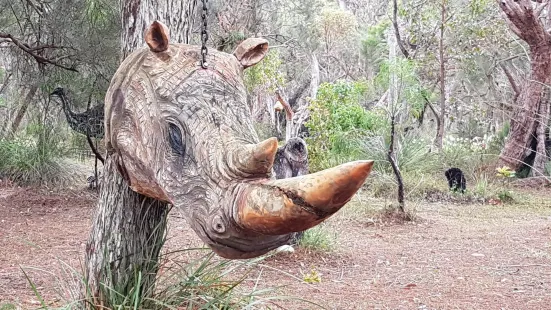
[212,215,226,234]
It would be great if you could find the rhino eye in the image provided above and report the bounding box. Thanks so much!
[168,123,185,156]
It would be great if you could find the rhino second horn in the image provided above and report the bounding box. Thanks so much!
[237,160,374,235]
[233,137,278,175]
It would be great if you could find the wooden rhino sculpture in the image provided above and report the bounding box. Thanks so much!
[103,21,374,259]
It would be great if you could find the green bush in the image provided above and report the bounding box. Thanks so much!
[306,80,387,171]
[244,50,286,94]
[0,122,73,186]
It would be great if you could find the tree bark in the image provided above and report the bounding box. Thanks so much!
[9,84,38,136]
[387,23,405,212]
[120,0,197,60]
[289,53,319,139]
[388,115,405,213]
[85,158,169,304]
[435,0,446,149]
[497,0,551,172]
[531,89,550,177]
[85,0,197,306]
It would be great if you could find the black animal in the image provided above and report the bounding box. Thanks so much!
[273,137,309,244]
[273,137,309,180]
[445,168,466,193]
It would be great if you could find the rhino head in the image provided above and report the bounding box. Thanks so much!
[104,21,374,259]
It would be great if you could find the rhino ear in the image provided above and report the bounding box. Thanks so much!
[233,38,269,68]
[145,21,170,52]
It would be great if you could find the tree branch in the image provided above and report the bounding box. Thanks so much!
[498,0,551,46]
[0,33,78,72]
[392,0,410,59]
[499,63,521,101]
[275,90,294,122]
[0,72,12,95]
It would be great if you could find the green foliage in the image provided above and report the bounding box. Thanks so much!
[244,50,286,94]
[20,249,313,310]
[497,189,515,203]
[84,0,116,26]
[316,7,358,47]
[298,225,336,252]
[496,166,516,178]
[306,80,387,171]
[0,123,74,186]
[219,31,247,52]
[373,59,431,119]
[0,304,16,310]
[100,251,271,309]
[360,20,390,69]
[359,134,437,175]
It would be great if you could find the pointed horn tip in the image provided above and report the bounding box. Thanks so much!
[236,159,375,236]
[350,160,374,177]
[253,137,278,160]
[330,160,375,184]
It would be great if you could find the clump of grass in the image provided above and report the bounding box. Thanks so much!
[18,248,316,310]
[0,123,83,187]
[496,189,515,204]
[298,225,337,252]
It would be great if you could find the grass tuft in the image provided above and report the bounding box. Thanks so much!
[298,225,337,252]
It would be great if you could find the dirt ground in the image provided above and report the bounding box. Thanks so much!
[1,182,550,309]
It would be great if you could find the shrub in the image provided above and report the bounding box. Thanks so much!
[306,80,387,171]
[0,122,79,186]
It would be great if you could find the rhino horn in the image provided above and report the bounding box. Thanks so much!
[232,137,278,176]
[237,160,374,235]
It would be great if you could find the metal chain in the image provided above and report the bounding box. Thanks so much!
[200,0,209,69]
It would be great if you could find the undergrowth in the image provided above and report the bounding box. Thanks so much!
[17,248,320,310]
[0,123,82,187]
[297,224,337,252]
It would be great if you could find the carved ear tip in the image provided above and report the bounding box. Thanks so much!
[145,20,170,52]
[233,38,270,68]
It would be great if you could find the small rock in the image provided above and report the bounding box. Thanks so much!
[275,244,295,253]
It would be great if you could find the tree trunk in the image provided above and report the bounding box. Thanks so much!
[531,89,550,177]
[387,24,405,212]
[388,116,405,213]
[500,46,551,170]
[497,0,551,172]
[85,0,197,306]
[435,0,446,149]
[9,84,38,136]
[289,53,319,139]
[85,158,169,305]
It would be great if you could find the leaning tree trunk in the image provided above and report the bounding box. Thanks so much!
[9,84,38,136]
[532,89,550,176]
[497,0,551,172]
[85,0,197,305]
